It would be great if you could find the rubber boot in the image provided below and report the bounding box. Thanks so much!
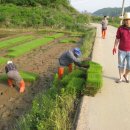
[58,67,64,79]
[68,64,72,73]
[19,80,25,93]
[8,79,13,87]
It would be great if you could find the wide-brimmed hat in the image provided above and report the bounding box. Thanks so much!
[123,12,130,20]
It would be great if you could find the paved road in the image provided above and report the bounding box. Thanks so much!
[76,24,130,130]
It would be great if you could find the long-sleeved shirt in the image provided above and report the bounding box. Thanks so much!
[59,49,81,67]
[5,63,17,73]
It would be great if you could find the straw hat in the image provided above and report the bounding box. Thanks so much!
[123,12,130,19]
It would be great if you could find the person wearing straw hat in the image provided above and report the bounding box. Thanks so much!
[112,12,130,83]
[5,61,25,93]
[58,48,89,79]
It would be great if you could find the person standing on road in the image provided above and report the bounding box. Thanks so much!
[112,12,130,83]
[58,48,89,79]
[5,61,25,93]
[101,16,108,39]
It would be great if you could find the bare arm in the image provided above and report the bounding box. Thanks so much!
[113,38,120,49]
[112,38,120,55]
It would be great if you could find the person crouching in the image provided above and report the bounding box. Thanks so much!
[58,48,89,79]
[5,61,25,93]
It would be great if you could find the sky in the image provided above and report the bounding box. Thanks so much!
[70,0,130,13]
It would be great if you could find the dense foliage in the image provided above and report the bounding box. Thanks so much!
[0,1,91,29]
[0,0,69,6]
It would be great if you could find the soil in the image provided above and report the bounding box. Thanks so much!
[0,31,82,130]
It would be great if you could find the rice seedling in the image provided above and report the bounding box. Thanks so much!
[84,61,103,96]
[0,71,38,82]
[7,33,64,57]
[0,35,34,49]
[61,69,86,86]
[0,57,9,65]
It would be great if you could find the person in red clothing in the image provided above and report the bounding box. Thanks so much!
[113,12,130,83]
[5,61,25,93]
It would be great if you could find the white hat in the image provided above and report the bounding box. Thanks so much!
[124,12,130,19]
[7,61,13,64]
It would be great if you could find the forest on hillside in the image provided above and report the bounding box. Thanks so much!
[0,0,69,6]
[0,0,91,29]
[93,6,130,16]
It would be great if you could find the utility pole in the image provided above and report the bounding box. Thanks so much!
[120,0,125,25]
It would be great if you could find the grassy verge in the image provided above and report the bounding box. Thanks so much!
[81,28,96,58]
[83,61,103,96]
[7,33,64,57]
[0,35,34,49]
[14,69,86,130]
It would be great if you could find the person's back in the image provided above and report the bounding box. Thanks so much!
[101,19,108,29]
[5,61,25,93]
[5,63,17,73]
[101,16,108,39]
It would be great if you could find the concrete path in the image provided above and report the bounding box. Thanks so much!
[76,24,130,130]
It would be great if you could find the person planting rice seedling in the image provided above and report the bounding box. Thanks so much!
[5,61,25,93]
[58,48,89,79]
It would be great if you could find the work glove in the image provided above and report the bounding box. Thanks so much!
[112,48,116,55]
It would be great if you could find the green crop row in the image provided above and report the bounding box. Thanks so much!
[14,68,86,130]
[7,33,64,57]
[0,71,38,82]
[0,35,34,49]
[84,61,103,96]
[0,57,9,65]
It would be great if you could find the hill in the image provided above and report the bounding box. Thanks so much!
[0,0,91,30]
[93,6,130,16]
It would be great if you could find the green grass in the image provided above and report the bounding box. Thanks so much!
[14,68,86,130]
[14,28,102,130]
[0,57,9,65]
[7,33,64,57]
[59,38,77,43]
[0,35,34,49]
[80,28,96,58]
[0,71,38,82]
[84,61,103,96]
[61,69,86,86]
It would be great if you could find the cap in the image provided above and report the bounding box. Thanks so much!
[7,61,13,64]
